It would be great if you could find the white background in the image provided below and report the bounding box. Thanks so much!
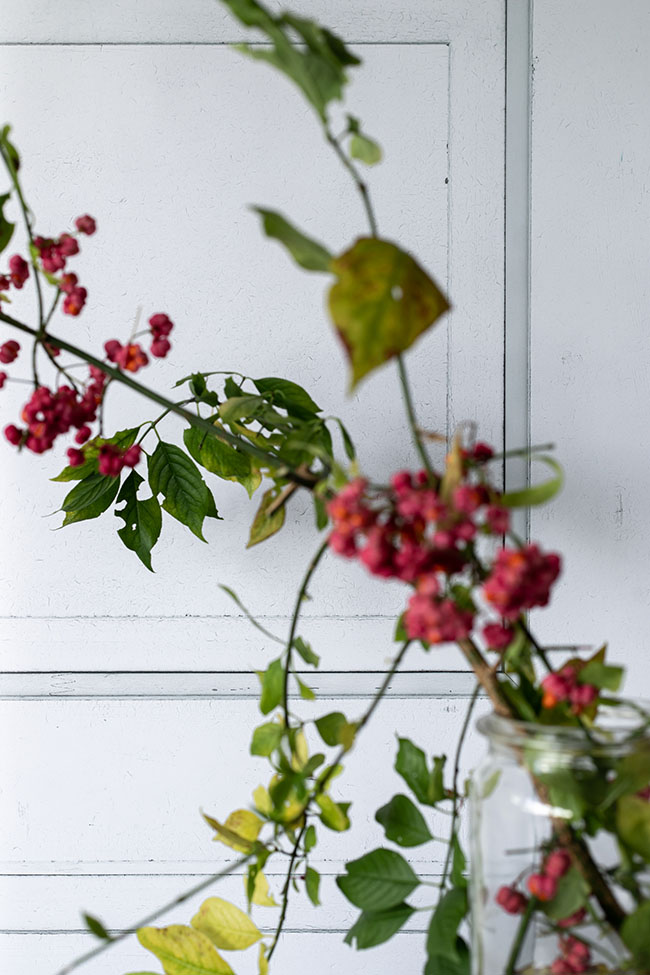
[0,1,648,973]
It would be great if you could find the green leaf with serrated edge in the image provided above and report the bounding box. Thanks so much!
[349,133,382,165]
[0,192,15,254]
[425,938,471,975]
[258,658,284,715]
[83,912,112,941]
[316,793,350,831]
[616,795,650,860]
[52,427,140,482]
[622,901,650,968]
[250,722,284,756]
[137,924,233,975]
[148,441,211,541]
[578,658,624,691]
[292,635,319,666]
[60,473,121,526]
[375,794,433,847]
[304,824,317,852]
[344,903,414,949]
[328,237,450,389]
[253,209,332,273]
[542,867,589,921]
[223,0,360,122]
[501,455,563,508]
[426,887,468,963]
[183,426,258,497]
[305,867,321,906]
[247,487,286,547]
[394,738,445,805]
[115,471,162,572]
[297,677,316,700]
[337,848,419,910]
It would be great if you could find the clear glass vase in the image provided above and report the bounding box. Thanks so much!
[469,704,650,975]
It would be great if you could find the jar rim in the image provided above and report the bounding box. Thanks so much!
[476,699,650,755]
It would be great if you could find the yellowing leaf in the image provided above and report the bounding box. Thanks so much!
[440,433,464,503]
[252,785,273,817]
[258,943,269,975]
[137,924,233,975]
[328,237,450,389]
[204,809,263,853]
[192,897,262,951]
[245,870,278,907]
[291,730,309,771]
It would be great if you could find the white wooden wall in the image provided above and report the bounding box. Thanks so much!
[0,2,504,972]
[1,1,648,972]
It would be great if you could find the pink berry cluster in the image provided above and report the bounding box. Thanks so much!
[527,848,572,901]
[4,366,105,454]
[104,313,174,374]
[541,665,598,715]
[0,254,29,292]
[326,449,562,647]
[36,215,96,316]
[72,441,141,477]
[550,936,591,974]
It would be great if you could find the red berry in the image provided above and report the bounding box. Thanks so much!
[75,425,91,445]
[67,447,85,467]
[0,340,20,364]
[150,337,171,358]
[148,312,174,337]
[123,444,142,468]
[495,885,528,915]
[75,214,96,235]
[483,623,513,651]
[59,272,79,294]
[0,371,6,389]
[63,286,88,316]
[544,849,571,879]
[8,254,29,288]
[57,233,79,257]
[4,423,22,445]
[527,873,557,901]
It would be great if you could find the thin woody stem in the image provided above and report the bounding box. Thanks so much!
[267,823,307,962]
[0,309,321,488]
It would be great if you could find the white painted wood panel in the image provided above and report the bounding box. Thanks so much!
[530,0,650,693]
[0,2,506,970]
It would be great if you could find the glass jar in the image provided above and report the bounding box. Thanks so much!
[469,704,650,975]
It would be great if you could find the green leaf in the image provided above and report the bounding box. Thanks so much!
[375,794,433,847]
[218,584,284,645]
[425,938,471,975]
[304,824,317,852]
[247,487,286,547]
[395,738,446,806]
[292,635,320,667]
[344,903,415,949]
[83,912,112,941]
[0,125,20,173]
[600,748,650,808]
[349,133,382,165]
[218,395,267,425]
[137,924,234,975]
[250,721,284,756]
[333,417,356,460]
[426,887,468,963]
[223,0,360,122]
[501,455,563,508]
[305,866,321,906]
[315,711,356,749]
[578,658,624,692]
[616,795,650,860]
[297,677,316,700]
[450,833,467,889]
[183,426,258,498]
[328,237,450,389]
[258,658,284,715]
[622,901,650,968]
[253,375,321,419]
[543,867,590,921]
[60,472,121,526]
[115,471,162,571]
[0,192,15,255]
[336,848,419,910]
[253,209,332,273]
[148,441,212,541]
[315,793,350,831]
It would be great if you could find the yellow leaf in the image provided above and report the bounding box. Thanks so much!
[440,432,464,503]
[192,897,262,951]
[329,237,450,389]
[252,785,273,817]
[258,943,269,975]
[291,729,309,771]
[203,809,263,853]
[137,924,233,975]
[315,794,350,831]
[246,870,278,907]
